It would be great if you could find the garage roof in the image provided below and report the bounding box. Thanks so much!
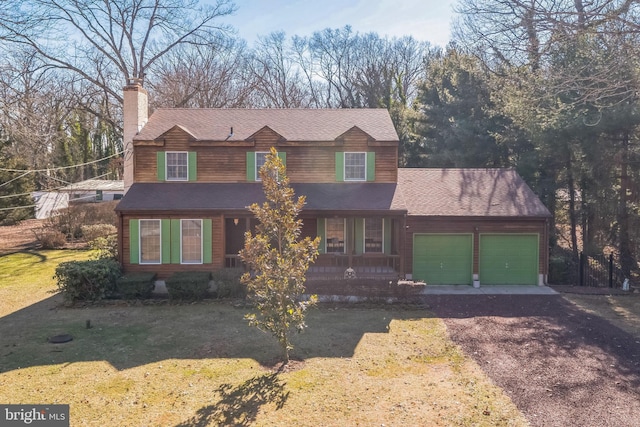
[397,168,551,217]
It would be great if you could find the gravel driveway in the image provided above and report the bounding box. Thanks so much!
[428,294,640,427]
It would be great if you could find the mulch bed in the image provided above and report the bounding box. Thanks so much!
[427,294,640,427]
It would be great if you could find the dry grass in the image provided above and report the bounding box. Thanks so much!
[0,250,528,426]
[0,250,92,317]
[562,293,640,339]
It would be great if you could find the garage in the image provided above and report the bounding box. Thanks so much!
[479,234,539,285]
[413,234,473,285]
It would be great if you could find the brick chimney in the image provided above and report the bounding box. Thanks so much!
[123,78,148,194]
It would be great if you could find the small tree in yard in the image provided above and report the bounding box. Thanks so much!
[240,147,320,364]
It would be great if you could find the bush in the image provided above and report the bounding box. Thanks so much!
[90,234,118,260]
[212,269,245,298]
[54,259,121,302]
[116,272,157,299]
[81,224,117,242]
[165,271,211,300]
[46,201,118,240]
[34,229,67,249]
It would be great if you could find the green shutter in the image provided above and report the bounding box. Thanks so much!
[278,151,286,166]
[171,219,181,264]
[203,219,212,264]
[188,152,197,181]
[246,152,256,181]
[129,219,140,264]
[366,152,376,181]
[317,218,325,254]
[354,218,364,254]
[157,152,165,181]
[383,218,392,254]
[96,190,103,201]
[161,219,171,264]
[335,152,344,182]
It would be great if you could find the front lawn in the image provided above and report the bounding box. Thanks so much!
[0,250,527,426]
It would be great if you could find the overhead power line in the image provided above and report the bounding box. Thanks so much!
[0,150,123,173]
[0,172,114,199]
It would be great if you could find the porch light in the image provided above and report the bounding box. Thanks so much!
[233,218,239,226]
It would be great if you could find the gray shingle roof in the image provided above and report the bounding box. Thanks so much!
[117,169,550,218]
[117,182,406,213]
[134,108,399,142]
[396,168,551,217]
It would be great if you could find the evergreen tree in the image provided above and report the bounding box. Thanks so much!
[240,148,320,364]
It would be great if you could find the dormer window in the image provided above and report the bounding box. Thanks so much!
[255,152,269,181]
[246,151,286,182]
[157,151,196,181]
[166,152,188,181]
[345,152,366,181]
[336,152,375,182]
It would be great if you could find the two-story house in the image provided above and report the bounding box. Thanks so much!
[116,81,552,287]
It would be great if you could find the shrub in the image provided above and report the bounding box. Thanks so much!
[54,259,121,302]
[165,271,211,300]
[34,229,67,249]
[81,224,117,242]
[90,234,118,260]
[46,201,118,240]
[116,272,157,299]
[212,269,245,298]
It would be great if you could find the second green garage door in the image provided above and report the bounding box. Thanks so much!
[413,234,472,285]
[479,234,539,285]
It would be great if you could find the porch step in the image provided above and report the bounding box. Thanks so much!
[307,265,397,280]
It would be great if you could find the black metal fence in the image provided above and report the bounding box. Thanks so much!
[578,252,623,288]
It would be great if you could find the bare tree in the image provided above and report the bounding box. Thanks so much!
[0,51,71,171]
[246,32,313,108]
[148,38,253,108]
[0,0,236,100]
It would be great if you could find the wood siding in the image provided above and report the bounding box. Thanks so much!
[405,217,549,278]
[134,126,398,183]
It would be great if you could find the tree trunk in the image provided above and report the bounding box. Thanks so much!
[619,131,633,279]
[567,157,579,260]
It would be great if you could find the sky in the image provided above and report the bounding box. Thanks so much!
[225,0,457,48]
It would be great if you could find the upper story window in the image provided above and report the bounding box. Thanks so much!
[344,152,366,181]
[247,151,286,182]
[166,152,188,181]
[255,152,269,181]
[336,151,374,182]
[157,151,196,182]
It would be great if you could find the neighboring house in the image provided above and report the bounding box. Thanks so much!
[33,191,69,220]
[116,81,552,286]
[32,179,123,219]
[60,179,124,203]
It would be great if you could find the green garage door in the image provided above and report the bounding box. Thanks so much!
[479,234,538,285]
[413,234,472,285]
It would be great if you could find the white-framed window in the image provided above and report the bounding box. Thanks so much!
[166,151,188,181]
[139,219,161,264]
[255,151,269,181]
[344,152,366,181]
[364,217,383,253]
[181,219,202,264]
[326,218,345,253]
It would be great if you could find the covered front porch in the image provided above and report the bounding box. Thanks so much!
[223,213,406,281]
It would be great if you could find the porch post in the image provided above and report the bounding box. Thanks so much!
[400,214,407,277]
